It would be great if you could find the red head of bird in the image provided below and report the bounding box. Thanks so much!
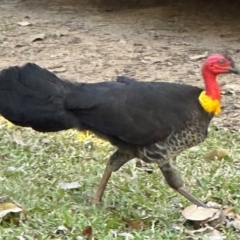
[198,53,239,115]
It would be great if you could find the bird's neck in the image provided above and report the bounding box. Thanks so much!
[202,71,221,100]
[198,69,221,115]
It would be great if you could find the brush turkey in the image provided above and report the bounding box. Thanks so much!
[0,53,239,207]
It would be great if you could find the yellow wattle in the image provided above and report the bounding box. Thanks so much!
[198,91,221,115]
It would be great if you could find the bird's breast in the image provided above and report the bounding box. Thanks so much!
[137,121,208,164]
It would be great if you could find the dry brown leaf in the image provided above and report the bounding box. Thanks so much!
[0,202,23,223]
[122,218,146,231]
[128,220,146,230]
[183,202,240,234]
[204,148,229,160]
[182,205,219,221]
[82,225,93,238]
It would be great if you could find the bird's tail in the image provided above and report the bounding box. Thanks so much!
[0,63,79,132]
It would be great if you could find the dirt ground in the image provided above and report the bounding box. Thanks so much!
[1,0,240,128]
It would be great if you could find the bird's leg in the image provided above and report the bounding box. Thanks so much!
[159,161,208,207]
[92,163,113,205]
[92,149,134,205]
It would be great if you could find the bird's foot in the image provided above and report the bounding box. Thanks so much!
[177,186,208,208]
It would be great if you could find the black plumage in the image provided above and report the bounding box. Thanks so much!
[0,64,208,144]
[0,54,238,207]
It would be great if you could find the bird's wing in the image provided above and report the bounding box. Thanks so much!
[65,80,203,145]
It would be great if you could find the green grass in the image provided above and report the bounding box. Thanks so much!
[0,118,240,239]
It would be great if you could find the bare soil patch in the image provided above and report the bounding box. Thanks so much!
[1,0,240,128]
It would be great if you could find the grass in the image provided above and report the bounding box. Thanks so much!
[0,118,240,239]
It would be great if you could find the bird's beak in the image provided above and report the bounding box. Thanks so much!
[229,66,240,75]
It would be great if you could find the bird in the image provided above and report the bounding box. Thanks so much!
[0,53,238,208]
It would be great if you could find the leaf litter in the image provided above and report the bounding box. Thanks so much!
[16,21,32,27]
[203,148,230,161]
[0,196,25,224]
[181,201,240,238]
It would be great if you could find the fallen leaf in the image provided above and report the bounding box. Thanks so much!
[182,205,219,221]
[0,202,23,223]
[58,182,80,190]
[29,33,46,42]
[16,21,32,26]
[128,220,145,230]
[207,210,226,228]
[204,148,229,160]
[189,51,208,60]
[82,225,93,238]
[183,202,240,234]
[122,218,146,231]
